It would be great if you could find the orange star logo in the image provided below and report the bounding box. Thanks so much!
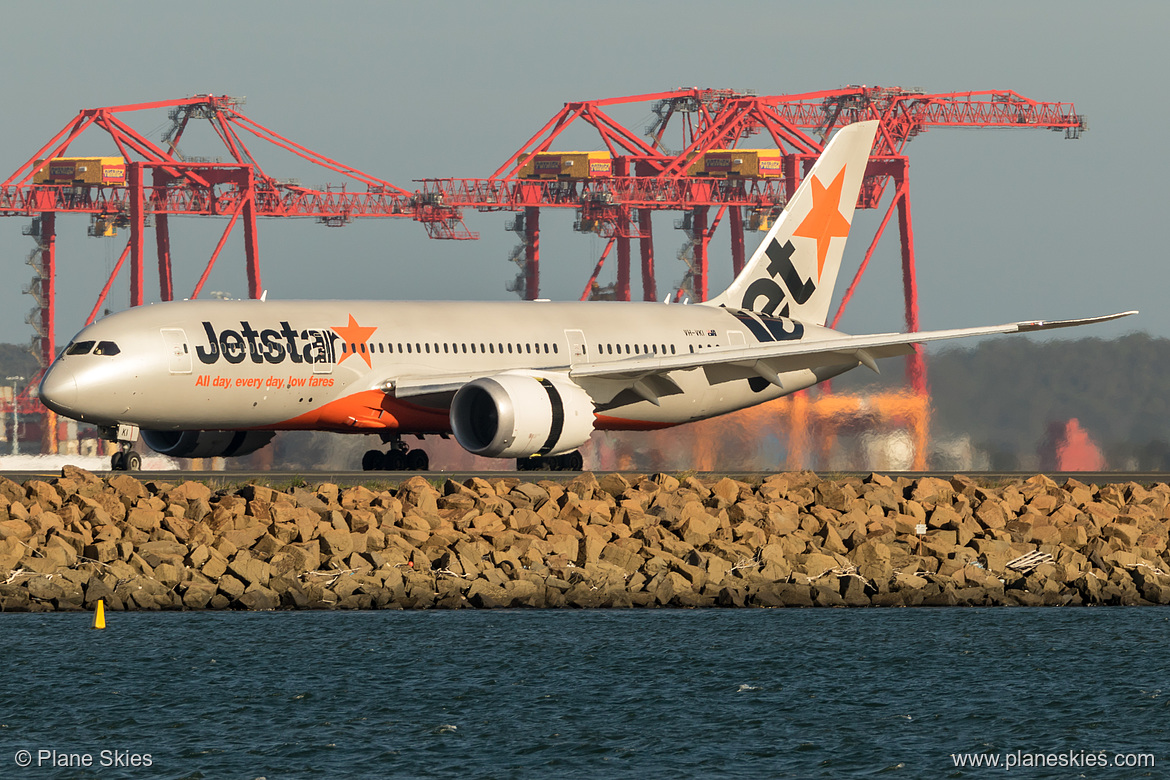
[331,314,378,367]
[792,166,852,280]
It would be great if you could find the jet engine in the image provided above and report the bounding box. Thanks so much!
[450,372,595,458]
[141,430,276,459]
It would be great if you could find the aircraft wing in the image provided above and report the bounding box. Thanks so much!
[382,311,1135,402]
[568,311,1138,401]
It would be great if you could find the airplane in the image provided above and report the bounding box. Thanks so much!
[38,120,1135,472]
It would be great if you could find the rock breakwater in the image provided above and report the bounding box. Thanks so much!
[2,468,1169,611]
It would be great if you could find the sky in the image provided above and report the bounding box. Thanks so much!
[0,0,1164,366]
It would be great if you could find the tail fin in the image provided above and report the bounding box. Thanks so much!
[705,120,878,325]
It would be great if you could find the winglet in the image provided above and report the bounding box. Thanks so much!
[1016,310,1138,333]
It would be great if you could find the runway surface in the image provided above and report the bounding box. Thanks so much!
[3,470,1169,486]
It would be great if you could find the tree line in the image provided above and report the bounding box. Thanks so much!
[834,332,1170,469]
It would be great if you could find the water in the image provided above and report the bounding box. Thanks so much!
[2,609,1167,779]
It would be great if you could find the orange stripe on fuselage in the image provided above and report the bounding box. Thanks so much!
[261,389,451,433]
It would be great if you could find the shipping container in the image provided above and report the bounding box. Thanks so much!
[687,149,783,178]
[32,157,127,186]
[518,151,612,180]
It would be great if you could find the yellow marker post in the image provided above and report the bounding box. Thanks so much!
[93,599,106,630]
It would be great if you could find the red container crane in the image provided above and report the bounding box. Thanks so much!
[0,87,1084,457]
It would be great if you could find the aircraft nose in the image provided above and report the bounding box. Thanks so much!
[39,366,78,414]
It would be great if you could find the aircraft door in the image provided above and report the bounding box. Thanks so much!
[308,330,333,374]
[564,329,588,365]
[161,328,192,374]
[729,331,746,347]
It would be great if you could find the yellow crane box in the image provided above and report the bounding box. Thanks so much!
[687,149,782,178]
[518,151,612,180]
[33,157,128,186]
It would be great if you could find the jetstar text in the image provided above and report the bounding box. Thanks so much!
[195,321,335,365]
[740,238,816,318]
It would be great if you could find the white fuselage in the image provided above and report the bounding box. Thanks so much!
[40,298,854,434]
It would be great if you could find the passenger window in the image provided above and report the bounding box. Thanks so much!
[425,343,430,353]
[525,344,531,354]
[66,341,95,356]
[462,344,467,353]
[94,341,120,356]
[671,345,676,354]
[489,344,495,354]
[341,343,348,353]
[360,343,367,353]
[606,344,612,355]
[378,343,384,353]
[397,343,403,353]
[543,344,549,353]
[407,344,412,354]
[507,344,512,354]
[552,344,558,354]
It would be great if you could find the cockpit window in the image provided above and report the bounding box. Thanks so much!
[65,341,95,356]
[93,341,121,356]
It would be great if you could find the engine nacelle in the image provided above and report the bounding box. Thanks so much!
[141,430,276,459]
[450,372,595,458]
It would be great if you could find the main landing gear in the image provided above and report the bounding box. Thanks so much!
[102,424,143,472]
[516,451,584,472]
[362,436,430,472]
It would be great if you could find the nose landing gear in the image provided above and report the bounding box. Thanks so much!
[110,449,142,471]
[102,424,143,471]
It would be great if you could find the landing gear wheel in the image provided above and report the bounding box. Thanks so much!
[111,451,126,471]
[559,451,583,471]
[362,449,385,471]
[124,451,142,471]
[405,449,429,471]
[385,449,407,470]
[515,451,582,472]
